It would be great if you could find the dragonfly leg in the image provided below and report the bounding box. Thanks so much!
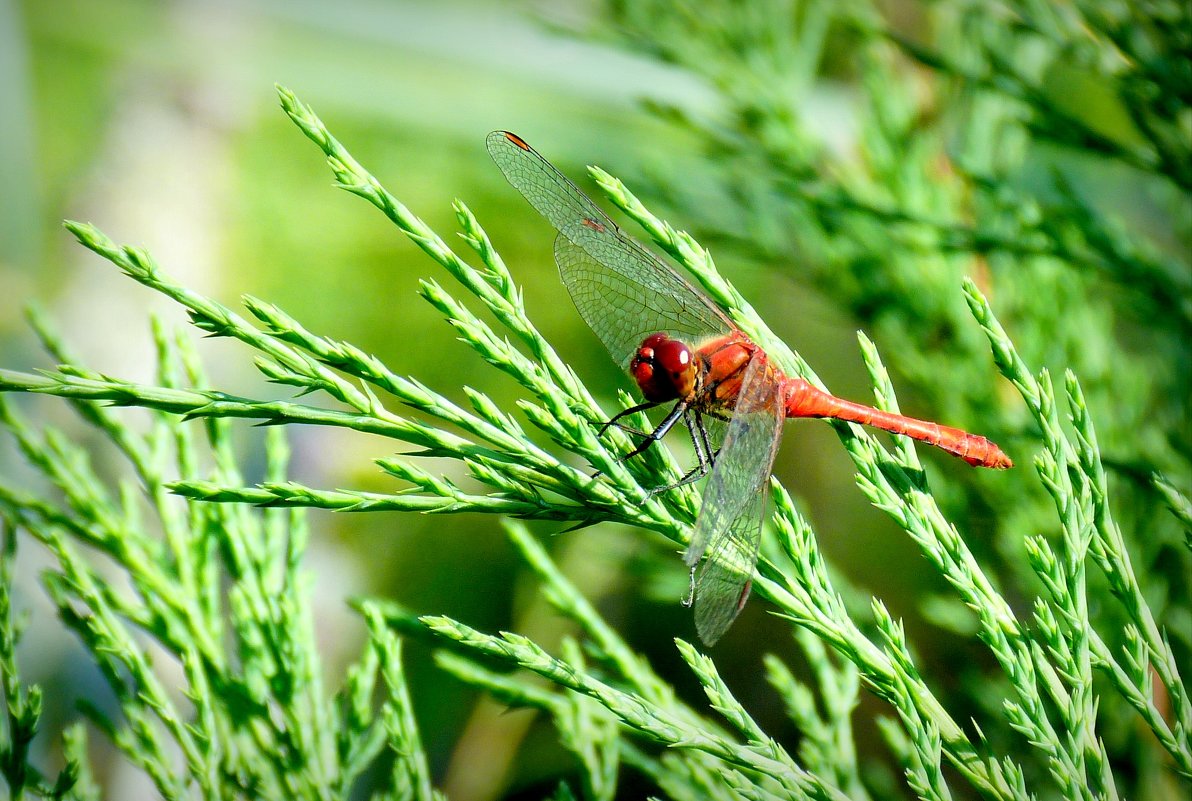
[693,410,717,464]
[590,401,685,481]
[643,410,715,497]
[683,564,697,608]
[596,400,659,438]
[642,411,729,497]
[615,401,687,464]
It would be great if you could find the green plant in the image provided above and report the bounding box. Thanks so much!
[2,0,1189,797]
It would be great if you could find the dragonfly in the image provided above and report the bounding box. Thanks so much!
[487,131,1012,646]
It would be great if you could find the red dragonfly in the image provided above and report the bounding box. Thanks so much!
[487,131,1012,645]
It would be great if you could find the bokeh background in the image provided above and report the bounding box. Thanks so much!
[2,0,1188,798]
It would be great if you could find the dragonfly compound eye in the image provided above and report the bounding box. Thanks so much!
[631,334,696,402]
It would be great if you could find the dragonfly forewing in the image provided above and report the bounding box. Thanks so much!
[487,130,730,367]
[555,226,728,368]
[486,131,611,235]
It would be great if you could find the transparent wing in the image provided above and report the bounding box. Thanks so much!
[684,353,784,646]
[486,131,609,237]
[554,233,728,368]
[487,130,730,368]
[693,486,769,647]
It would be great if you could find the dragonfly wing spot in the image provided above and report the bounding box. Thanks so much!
[501,131,532,151]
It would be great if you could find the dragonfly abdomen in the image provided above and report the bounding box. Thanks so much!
[783,378,1012,469]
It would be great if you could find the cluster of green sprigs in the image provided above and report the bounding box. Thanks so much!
[0,72,1187,799]
[0,311,451,799]
[596,0,1190,788]
[0,301,877,798]
[0,523,88,800]
[603,0,1190,472]
[5,0,1192,792]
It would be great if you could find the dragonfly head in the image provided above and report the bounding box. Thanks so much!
[631,333,697,402]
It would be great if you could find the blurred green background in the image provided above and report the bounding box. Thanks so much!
[2,0,1188,798]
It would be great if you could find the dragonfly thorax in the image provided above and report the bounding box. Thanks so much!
[630,333,698,402]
